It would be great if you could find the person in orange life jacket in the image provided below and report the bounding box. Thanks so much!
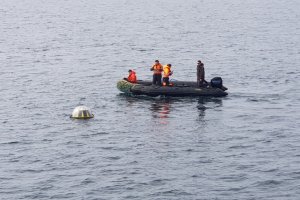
[124,69,137,83]
[162,64,173,86]
[150,60,163,85]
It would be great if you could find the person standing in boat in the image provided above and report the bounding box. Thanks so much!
[150,60,163,85]
[197,60,207,87]
[162,64,173,86]
[124,69,137,83]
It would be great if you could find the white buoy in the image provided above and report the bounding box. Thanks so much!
[71,106,94,119]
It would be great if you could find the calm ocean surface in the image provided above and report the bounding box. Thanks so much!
[1,0,300,199]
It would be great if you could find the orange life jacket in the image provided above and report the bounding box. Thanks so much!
[152,63,163,74]
[128,71,137,83]
[163,65,172,78]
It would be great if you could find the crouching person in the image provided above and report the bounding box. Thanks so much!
[124,69,137,83]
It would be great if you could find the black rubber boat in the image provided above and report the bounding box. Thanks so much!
[117,79,228,97]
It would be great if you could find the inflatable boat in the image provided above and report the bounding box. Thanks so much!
[117,79,228,97]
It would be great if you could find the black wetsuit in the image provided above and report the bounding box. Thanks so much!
[197,63,205,87]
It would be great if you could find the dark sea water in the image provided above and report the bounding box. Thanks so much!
[1,0,300,199]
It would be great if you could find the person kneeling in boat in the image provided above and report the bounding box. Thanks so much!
[150,60,163,85]
[124,69,137,83]
[163,64,173,86]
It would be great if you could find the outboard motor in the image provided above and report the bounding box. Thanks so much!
[210,77,223,89]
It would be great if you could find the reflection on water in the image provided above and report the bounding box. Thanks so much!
[197,97,223,110]
[117,94,173,125]
[149,99,171,125]
[117,93,138,107]
[118,94,224,125]
[197,97,223,121]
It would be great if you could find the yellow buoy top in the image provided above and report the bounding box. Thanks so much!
[71,106,94,119]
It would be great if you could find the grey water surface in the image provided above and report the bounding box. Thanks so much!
[1,0,300,199]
